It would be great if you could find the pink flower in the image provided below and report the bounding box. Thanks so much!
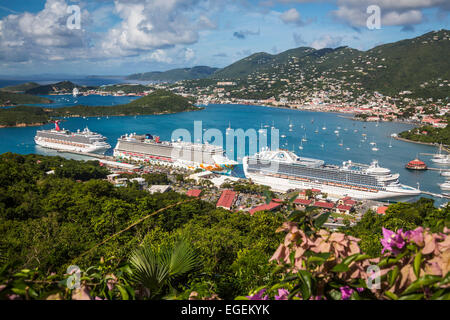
[340,286,354,300]
[380,228,405,254]
[247,289,269,300]
[275,289,289,300]
[405,227,424,247]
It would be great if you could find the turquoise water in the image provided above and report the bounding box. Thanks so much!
[0,99,447,205]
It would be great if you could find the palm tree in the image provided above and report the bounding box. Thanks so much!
[129,240,198,299]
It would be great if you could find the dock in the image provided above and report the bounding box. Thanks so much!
[56,149,114,160]
[427,167,450,172]
[421,191,450,199]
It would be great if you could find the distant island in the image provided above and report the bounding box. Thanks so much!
[0,91,53,106]
[0,90,200,128]
[127,66,219,82]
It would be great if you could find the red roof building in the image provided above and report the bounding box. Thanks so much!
[377,206,389,215]
[313,201,335,210]
[294,199,313,207]
[186,189,202,198]
[336,204,353,214]
[249,202,281,215]
[216,189,237,210]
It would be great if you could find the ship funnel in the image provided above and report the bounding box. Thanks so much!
[55,121,61,131]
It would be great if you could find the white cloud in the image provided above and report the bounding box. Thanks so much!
[332,0,448,28]
[280,8,301,23]
[184,48,195,61]
[0,0,90,63]
[310,35,343,49]
[99,0,214,58]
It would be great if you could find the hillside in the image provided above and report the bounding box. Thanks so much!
[0,82,40,93]
[128,66,219,82]
[25,81,96,95]
[210,29,450,97]
[52,90,199,117]
[0,90,199,127]
[0,92,53,106]
[0,106,50,127]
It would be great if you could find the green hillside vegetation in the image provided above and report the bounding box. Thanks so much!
[210,29,450,98]
[25,81,96,95]
[0,106,50,127]
[51,90,199,117]
[399,123,450,146]
[0,90,199,126]
[0,82,40,93]
[0,153,284,299]
[128,66,219,82]
[0,92,53,106]
[0,153,448,300]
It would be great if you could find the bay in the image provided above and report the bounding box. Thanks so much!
[0,98,447,205]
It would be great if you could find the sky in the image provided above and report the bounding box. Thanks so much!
[0,0,448,76]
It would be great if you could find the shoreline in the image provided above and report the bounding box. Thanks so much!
[0,107,203,128]
[393,135,449,153]
[0,122,48,128]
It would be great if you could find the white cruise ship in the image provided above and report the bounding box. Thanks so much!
[243,148,421,200]
[114,133,237,174]
[35,121,111,154]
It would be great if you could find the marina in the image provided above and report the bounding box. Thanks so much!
[1,101,448,205]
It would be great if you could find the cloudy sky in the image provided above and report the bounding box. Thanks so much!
[0,0,448,76]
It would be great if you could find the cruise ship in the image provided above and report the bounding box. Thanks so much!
[243,148,421,200]
[113,133,238,173]
[35,121,111,154]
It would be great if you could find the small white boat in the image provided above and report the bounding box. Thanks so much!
[439,182,450,191]
[432,156,450,165]
[372,147,379,152]
[441,171,450,177]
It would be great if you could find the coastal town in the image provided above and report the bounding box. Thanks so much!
[92,159,403,232]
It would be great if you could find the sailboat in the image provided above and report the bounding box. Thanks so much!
[338,140,343,147]
[322,124,327,130]
[389,138,393,148]
[302,134,307,142]
[372,143,379,151]
[315,128,319,133]
[299,141,304,150]
[258,123,266,134]
[226,122,233,135]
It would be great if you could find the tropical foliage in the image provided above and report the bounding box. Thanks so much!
[0,153,448,300]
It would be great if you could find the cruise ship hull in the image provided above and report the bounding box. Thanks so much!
[114,137,237,174]
[35,138,110,154]
[243,157,421,200]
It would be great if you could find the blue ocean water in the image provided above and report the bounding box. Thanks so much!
[0,98,447,205]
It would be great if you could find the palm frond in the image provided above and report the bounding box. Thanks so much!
[129,239,198,298]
